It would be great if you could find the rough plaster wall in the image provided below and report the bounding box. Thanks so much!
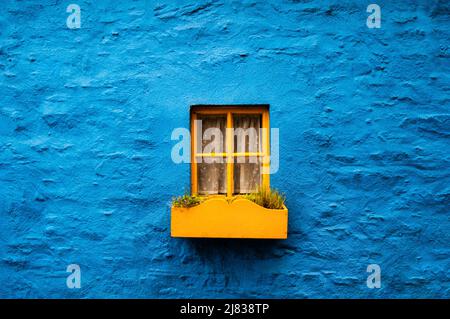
[0,0,449,298]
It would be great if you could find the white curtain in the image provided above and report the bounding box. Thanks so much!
[233,115,262,193]
[197,115,227,195]
[197,114,262,195]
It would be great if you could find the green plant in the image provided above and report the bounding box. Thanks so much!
[245,187,286,209]
[172,194,204,208]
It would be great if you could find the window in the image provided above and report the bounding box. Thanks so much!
[191,105,270,197]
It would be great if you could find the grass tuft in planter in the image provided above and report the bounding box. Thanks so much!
[172,194,204,208]
[245,187,286,209]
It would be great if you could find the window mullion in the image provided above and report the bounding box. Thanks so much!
[226,112,233,197]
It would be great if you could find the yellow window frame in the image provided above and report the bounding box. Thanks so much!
[190,105,270,197]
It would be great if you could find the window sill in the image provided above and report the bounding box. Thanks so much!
[171,197,288,239]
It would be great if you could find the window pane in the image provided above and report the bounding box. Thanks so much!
[234,156,262,194]
[196,114,226,154]
[233,114,262,153]
[197,157,227,195]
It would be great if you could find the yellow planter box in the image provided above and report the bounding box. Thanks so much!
[171,197,288,239]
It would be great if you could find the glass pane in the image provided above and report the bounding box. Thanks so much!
[233,156,262,194]
[233,114,262,153]
[197,157,227,195]
[196,114,226,154]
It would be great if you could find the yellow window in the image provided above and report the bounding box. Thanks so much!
[190,105,270,197]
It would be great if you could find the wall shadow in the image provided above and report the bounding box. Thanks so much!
[183,238,290,260]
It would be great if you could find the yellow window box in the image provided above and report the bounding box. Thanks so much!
[171,197,288,239]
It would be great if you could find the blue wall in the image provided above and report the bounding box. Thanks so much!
[0,0,449,298]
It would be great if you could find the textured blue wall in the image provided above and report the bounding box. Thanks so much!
[0,0,449,298]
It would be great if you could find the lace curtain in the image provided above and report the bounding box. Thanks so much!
[197,115,227,195]
[233,115,262,193]
[197,114,262,195]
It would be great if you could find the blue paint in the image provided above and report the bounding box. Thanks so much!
[0,0,449,298]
